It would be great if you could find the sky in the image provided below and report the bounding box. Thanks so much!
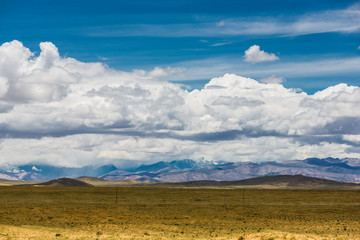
[0,0,360,168]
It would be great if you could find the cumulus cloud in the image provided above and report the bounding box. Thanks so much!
[0,76,9,97]
[244,45,279,63]
[0,40,73,102]
[1,40,360,167]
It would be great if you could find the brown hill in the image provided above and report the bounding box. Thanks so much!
[156,175,360,189]
[37,178,93,187]
[233,174,359,188]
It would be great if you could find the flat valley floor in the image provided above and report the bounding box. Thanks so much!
[0,186,359,239]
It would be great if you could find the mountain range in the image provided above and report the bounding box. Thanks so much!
[18,175,359,190]
[0,164,117,181]
[0,157,359,183]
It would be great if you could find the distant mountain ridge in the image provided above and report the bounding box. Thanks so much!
[100,159,224,182]
[100,158,360,183]
[0,158,359,183]
[0,159,219,182]
[304,158,360,169]
[131,159,197,172]
[127,159,227,172]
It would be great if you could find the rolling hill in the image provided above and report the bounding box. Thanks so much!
[34,178,93,187]
[155,175,360,189]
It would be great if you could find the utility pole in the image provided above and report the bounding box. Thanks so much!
[242,188,245,205]
[224,186,226,207]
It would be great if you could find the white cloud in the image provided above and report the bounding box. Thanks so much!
[0,40,74,102]
[1,41,360,167]
[260,75,285,84]
[132,66,185,80]
[32,166,41,172]
[244,45,279,63]
[209,41,232,47]
[216,20,225,27]
[0,76,9,97]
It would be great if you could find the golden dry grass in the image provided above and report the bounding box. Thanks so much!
[0,186,359,239]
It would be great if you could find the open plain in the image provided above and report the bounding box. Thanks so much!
[0,185,359,239]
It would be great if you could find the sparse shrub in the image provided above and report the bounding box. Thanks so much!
[238,236,245,240]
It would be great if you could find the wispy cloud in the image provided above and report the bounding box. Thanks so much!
[216,20,225,27]
[209,41,232,47]
[85,4,360,37]
[98,56,109,61]
[170,56,360,81]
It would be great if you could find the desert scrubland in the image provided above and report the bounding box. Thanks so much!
[0,186,359,239]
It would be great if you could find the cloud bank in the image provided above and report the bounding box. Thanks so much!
[1,40,360,167]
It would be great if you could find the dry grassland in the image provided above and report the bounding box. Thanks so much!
[0,186,359,239]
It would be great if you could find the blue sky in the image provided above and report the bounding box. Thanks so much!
[1,0,360,167]
[1,0,360,93]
